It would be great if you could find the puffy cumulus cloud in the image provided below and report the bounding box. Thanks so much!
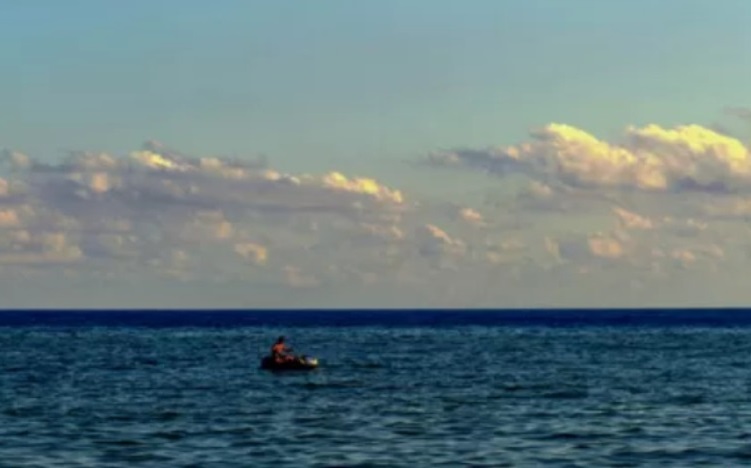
[0,209,21,228]
[457,207,484,226]
[484,238,527,265]
[555,228,724,276]
[3,132,750,307]
[699,196,751,222]
[426,122,751,192]
[0,179,11,198]
[178,211,235,243]
[131,150,187,172]
[0,230,83,266]
[415,224,466,257]
[521,181,555,199]
[0,142,409,284]
[320,172,404,204]
[1,149,32,170]
[587,233,626,259]
[626,125,750,189]
[234,242,268,266]
[612,207,654,230]
[651,243,725,271]
[20,144,406,217]
[511,181,573,213]
[417,119,751,290]
[511,180,617,214]
[552,232,629,263]
[606,206,717,252]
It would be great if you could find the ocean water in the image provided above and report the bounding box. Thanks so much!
[2,310,751,466]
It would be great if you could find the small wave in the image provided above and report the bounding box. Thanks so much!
[349,361,385,369]
[95,439,142,447]
[136,358,159,366]
[534,431,610,441]
[387,422,428,437]
[155,410,181,421]
[5,324,751,466]
[152,430,187,441]
[541,389,589,400]
[297,380,364,390]
[731,446,751,460]
[3,406,44,418]
[440,395,484,406]
[608,447,716,464]
[663,394,706,405]
[619,426,646,435]
[500,382,554,392]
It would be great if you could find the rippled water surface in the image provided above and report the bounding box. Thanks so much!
[3,321,751,466]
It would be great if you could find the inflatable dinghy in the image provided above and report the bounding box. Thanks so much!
[260,355,319,371]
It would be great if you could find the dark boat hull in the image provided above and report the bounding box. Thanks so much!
[260,356,319,371]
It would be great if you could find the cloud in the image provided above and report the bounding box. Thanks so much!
[612,207,654,230]
[457,207,484,226]
[484,237,527,266]
[0,142,409,285]
[0,230,83,266]
[511,180,619,214]
[358,223,405,242]
[587,233,626,259]
[425,123,751,192]
[415,224,465,257]
[551,231,629,264]
[234,242,268,265]
[3,125,750,307]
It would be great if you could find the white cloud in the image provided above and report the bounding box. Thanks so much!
[2,125,750,307]
[0,143,411,284]
[426,123,751,192]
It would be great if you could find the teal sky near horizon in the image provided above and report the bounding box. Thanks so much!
[1,0,749,172]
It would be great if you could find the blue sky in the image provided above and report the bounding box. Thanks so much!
[2,1,748,168]
[0,1,749,307]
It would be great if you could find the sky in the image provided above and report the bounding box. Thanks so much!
[0,0,749,308]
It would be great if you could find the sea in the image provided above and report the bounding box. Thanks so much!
[3,309,751,467]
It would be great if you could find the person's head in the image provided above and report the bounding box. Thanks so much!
[276,336,285,344]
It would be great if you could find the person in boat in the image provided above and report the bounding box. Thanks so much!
[270,336,296,363]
